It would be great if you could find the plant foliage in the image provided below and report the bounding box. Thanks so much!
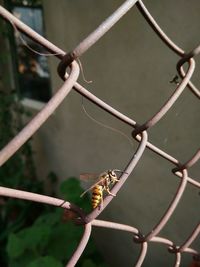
[0,91,108,267]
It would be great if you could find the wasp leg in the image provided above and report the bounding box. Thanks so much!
[111,178,120,184]
[106,186,116,196]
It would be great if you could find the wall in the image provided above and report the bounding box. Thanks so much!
[39,1,200,266]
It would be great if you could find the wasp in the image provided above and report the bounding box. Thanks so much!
[80,169,126,209]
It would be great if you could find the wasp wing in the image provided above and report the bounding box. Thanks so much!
[80,172,108,198]
[79,173,99,181]
[80,173,100,198]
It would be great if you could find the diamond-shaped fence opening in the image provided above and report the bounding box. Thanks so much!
[0,1,199,266]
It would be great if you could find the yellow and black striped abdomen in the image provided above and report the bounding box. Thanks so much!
[92,185,103,209]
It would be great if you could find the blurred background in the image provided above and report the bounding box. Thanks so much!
[0,0,199,266]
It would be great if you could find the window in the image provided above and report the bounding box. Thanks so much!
[8,0,51,103]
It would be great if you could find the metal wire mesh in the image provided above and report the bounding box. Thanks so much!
[0,1,199,266]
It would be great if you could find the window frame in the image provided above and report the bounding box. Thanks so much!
[5,0,51,109]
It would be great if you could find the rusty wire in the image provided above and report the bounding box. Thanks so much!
[0,0,199,266]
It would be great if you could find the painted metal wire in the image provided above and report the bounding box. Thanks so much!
[0,1,199,266]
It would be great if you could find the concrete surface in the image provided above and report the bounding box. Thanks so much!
[36,0,200,266]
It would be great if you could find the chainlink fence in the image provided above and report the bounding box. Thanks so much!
[0,1,200,266]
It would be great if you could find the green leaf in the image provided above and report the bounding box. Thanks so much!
[8,250,37,267]
[59,178,83,203]
[27,256,63,267]
[7,233,25,258]
[46,223,82,260]
[59,177,92,212]
[18,224,51,251]
[34,210,61,226]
